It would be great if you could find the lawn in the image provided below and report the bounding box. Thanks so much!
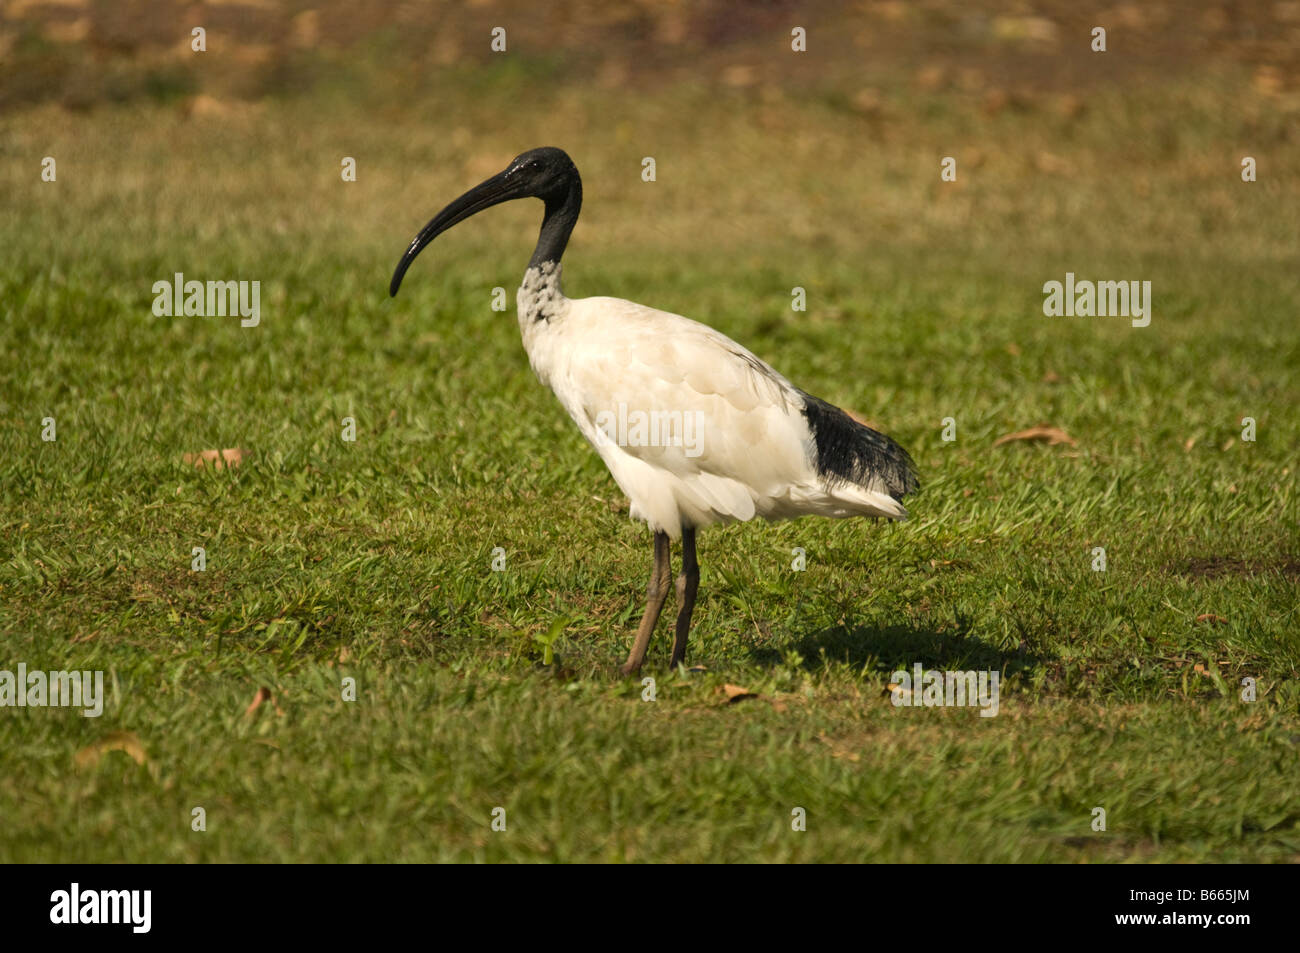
[1,24,1298,862]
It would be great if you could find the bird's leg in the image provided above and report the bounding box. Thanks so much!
[620,531,672,675]
[669,528,699,670]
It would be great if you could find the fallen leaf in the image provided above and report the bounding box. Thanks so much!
[75,731,147,770]
[183,448,248,471]
[1041,370,1060,383]
[1195,613,1228,625]
[720,683,759,703]
[1184,437,1197,452]
[993,425,1077,448]
[243,686,281,718]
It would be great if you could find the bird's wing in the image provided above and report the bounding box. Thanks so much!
[558,296,818,503]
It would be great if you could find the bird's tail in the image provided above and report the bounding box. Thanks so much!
[797,391,920,504]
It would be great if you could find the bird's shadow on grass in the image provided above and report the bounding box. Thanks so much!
[748,621,1049,679]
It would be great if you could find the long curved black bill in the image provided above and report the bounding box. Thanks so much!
[389,168,520,297]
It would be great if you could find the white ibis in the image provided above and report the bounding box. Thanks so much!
[390,147,918,675]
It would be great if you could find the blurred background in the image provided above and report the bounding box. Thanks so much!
[5,1,1297,279]
[5,1,1300,111]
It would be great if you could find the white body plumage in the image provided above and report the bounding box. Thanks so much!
[518,264,909,540]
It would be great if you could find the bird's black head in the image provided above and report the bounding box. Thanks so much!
[501,147,577,205]
[389,147,581,297]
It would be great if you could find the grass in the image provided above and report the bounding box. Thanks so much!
[1,63,1298,862]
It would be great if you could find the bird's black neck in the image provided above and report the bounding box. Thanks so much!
[529,173,582,270]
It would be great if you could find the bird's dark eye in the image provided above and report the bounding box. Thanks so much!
[528,160,542,169]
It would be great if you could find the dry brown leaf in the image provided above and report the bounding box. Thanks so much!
[1195,613,1228,625]
[243,686,279,718]
[1193,663,1208,675]
[886,682,913,700]
[720,683,759,703]
[1184,437,1197,452]
[75,731,147,770]
[183,448,248,471]
[993,426,1077,448]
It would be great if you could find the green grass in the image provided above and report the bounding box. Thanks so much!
[1,69,1298,862]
